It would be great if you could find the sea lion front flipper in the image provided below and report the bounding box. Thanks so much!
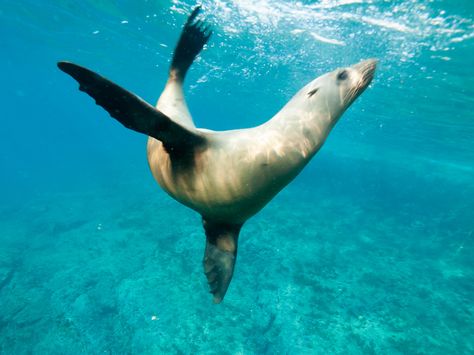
[57,61,205,152]
[202,219,242,304]
[170,5,212,82]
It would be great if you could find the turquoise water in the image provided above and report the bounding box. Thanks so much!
[1,0,473,353]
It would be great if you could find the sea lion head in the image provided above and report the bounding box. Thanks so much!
[285,58,377,128]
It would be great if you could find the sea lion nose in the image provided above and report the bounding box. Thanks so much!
[352,58,377,86]
[352,58,378,72]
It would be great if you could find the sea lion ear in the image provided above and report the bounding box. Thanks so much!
[57,61,205,153]
[307,88,319,97]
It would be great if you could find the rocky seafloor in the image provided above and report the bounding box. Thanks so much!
[0,154,473,354]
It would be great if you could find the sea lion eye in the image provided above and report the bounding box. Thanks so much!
[337,70,348,81]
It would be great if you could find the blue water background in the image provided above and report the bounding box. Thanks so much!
[1,1,473,353]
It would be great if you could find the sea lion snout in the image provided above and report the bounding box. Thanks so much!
[338,58,377,105]
[351,58,378,87]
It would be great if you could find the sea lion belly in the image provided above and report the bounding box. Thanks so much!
[146,129,306,223]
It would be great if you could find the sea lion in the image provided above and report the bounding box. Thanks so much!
[58,6,376,303]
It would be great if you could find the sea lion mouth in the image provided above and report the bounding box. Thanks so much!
[352,58,377,88]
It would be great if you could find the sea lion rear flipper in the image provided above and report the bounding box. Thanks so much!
[170,6,212,82]
[57,61,205,151]
[202,219,242,303]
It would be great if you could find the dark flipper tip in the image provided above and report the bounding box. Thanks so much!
[203,245,236,304]
[213,295,223,304]
[188,5,202,22]
[202,220,242,304]
[57,61,82,78]
[170,6,213,81]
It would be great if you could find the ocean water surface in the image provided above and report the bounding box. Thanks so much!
[1,0,473,353]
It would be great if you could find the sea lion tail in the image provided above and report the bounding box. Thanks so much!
[202,219,242,304]
[57,61,205,152]
[170,6,212,82]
